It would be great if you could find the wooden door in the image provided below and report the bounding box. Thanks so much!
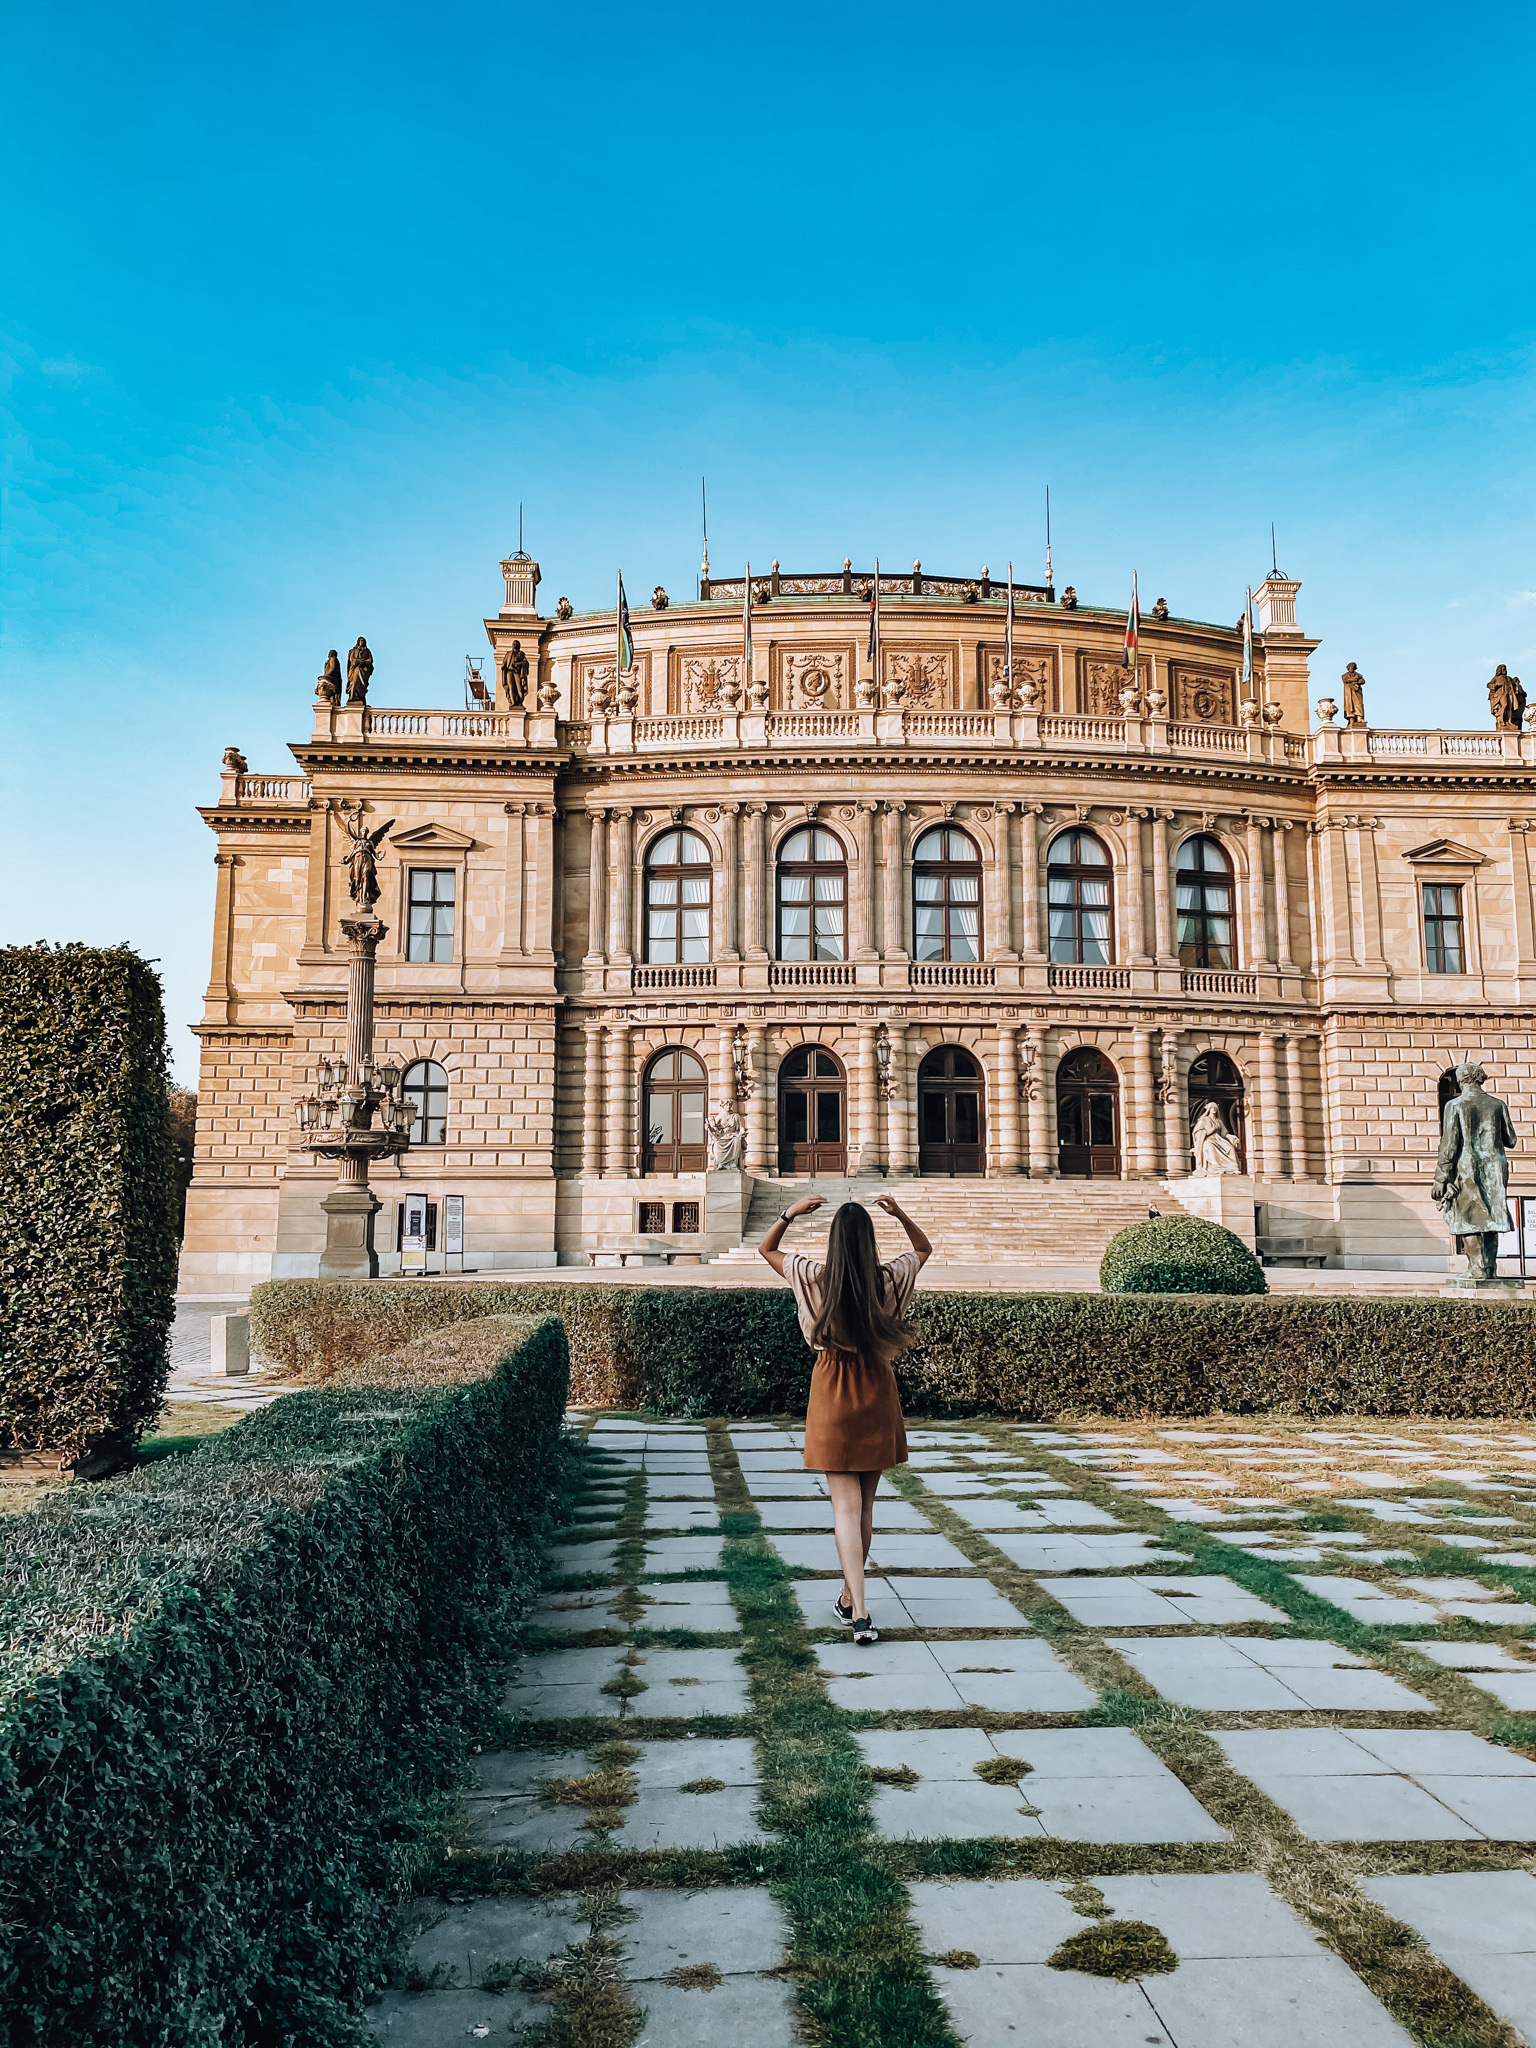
[778,1046,847,1175]
[643,1048,708,1173]
[916,1046,986,1176]
[1056,1048,1121,1178]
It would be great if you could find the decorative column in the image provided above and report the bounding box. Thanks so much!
[1131,1027,1157,1178]
[581,1023,604,1174]
[855,1020,881,1173]
[318,913,387,1277]
[1257,1032,1283,1181]
[995,1024,1021,1173]
[206,851,239,1021]
[987,809,1017,961]
[717,804,740,959]
[996,805,1018,956]
[1020,806,1044,958]
[1285,1033,1311,1178]
[1158,1028,1184,1176]
[1124,812,1147,964]
[1023,1025,1050,1177]
[299,803,332,963]
[855,803,878,957]
[744,803,768,959]
[585,808,608,964]
[886,1021,912,1173]
[1152,810,1175,961]
[604,1020,632,1175]
[881,803,907,957]
[501,803,526,957]
[609,808,635,964]
[745,1023,768,1168]
[1273,821,1296,972]
[1246,815,1271,967]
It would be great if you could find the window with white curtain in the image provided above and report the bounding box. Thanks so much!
[776,827,847,960]
[1046,830,1114,964]
[644,830,712,963]
[912,826,982,962]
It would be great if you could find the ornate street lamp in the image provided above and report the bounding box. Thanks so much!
[296,800,411,1277]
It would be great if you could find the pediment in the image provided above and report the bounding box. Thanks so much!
[389,821,476,853]
[1402,838,1486,866]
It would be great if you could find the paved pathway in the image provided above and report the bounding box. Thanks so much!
[370,1415,1536,2046]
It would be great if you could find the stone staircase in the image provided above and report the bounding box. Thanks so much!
[712,1176,1189,1267]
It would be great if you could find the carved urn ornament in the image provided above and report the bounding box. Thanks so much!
[1145,683,1167,717]
[1315,697,1339,726]
[1238,699,1262,729]
[222,746,248,774]
[1261,701,1284,727]
[1118,683,1141,716]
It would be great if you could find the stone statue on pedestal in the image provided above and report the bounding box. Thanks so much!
[345,637,374,705]
[1341,663,1366,725]
[503,640,529,707]
[316,650,343,705]
[338,801,394,908]
[1432,1061,1517,1281]
[1191,1101,1243,1176]
[1489,666,1527,732]
[705,1103,747,1172]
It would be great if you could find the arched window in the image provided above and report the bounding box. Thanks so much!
[913,827,982,963]
[777,827,847,960]
[402,1060,448,1145]
[1046,831,1113,964]
[643,1047,707,1173]
[1176,836,1235,969]
[645,830,712,964]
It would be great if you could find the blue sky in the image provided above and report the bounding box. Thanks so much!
[5,0,1535,1080]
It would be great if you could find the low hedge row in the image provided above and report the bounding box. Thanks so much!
[0,1317,572,2045]
[250,1278,1536,1418]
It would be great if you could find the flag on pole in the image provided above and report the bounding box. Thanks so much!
[617,572,634,674]
[743,562,753,687]
[867,558,881,687]
[1005,559,1015,697]
[1122,571,1140,669]
[1242,586,1255,697]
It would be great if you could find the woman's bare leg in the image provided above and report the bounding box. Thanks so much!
[860,1470,880,1567]
[828,1471,871,1618]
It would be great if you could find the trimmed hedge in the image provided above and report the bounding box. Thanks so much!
[0,943,180,1460]
[250,1278,1536,1418]
[0,1316,571,2044]
[1101,1214,1267,1296]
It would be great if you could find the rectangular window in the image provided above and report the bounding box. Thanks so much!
[1423,882,1464,973]
[407,869,456,962]
[638,1201,665,1234]
[672,1202,700,1234]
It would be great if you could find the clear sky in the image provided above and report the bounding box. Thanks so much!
[5,0,1534,1081]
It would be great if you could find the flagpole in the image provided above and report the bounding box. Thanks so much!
[617,568,622,681]
[1005,559,1014,706]
[1044,488,1053,594]
[873,557,881,704]
[743,561,753,701]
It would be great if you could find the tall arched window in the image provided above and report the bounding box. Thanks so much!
[643,1047,708,1173]
[1046,831,1113,964]
[913,827,982,962]
[1176,835,1235,969]
[402,1060,448,1145]
[777,827,847,960]
[645,830,712,963]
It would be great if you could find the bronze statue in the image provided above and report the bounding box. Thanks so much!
[1060,586,1078,609]
[1431,1061,1517,1280]
[1489,665,1527,731]
[345,637,374,706]
[1151,596,1169,621]
[502,639,529,708]
[1341,662,1366,725]
[316,650,343,704]
[338,801,394,908]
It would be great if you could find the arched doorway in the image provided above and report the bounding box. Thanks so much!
[1056,1048,1121,1178]
[917,1045,985,1176]
[1186,1051,1246,1173]
[778,1045,847,1175]
[642,1048,707,1173]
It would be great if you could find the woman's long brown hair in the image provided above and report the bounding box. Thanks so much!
[809,1201,912,1366]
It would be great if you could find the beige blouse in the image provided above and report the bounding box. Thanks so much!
[784,1249,922,1352]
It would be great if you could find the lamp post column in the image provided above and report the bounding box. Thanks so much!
[319,913,385,1278]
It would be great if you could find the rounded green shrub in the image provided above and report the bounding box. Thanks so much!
[1099,1214,1267,1296]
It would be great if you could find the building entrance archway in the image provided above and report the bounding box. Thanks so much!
[778,1045,847,1175]
[1056,1047,1121,1178]
[1187,1051,1246,1173]
[917,1045,986,1176]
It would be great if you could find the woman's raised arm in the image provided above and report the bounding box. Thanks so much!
[873,1193,932,1269]
[757,1194,825,1275]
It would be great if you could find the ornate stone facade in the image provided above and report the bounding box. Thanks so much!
[178,560,1536,1285]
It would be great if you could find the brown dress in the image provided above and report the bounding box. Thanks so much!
[785,1250,920,1472]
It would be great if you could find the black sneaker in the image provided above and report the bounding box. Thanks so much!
[852,1616,879,1645]
[833,1592,855,1626]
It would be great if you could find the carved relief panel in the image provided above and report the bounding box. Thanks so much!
[575,651,651,717]
[979,644,1056,711]
[882,644,957,709]
[1168,662,1237,726]
[672,649,745,714]
[770,643,856,712]
[1076,653,1149,715]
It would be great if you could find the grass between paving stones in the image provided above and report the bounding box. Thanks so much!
[706,1421,964,2048]
[903,1423,1524,2048]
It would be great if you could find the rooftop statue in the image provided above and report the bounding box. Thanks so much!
[222,746,248,774]
[345,637,374,706]
[1341,662,1366,726]
[316,649,343,704]
[1489,665,1526,732]
[502,640,529,707]
[338,801,394,908]
[1151,596,1169,620]
[1432,1061,1517,1282]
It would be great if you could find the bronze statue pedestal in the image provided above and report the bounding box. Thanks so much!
[1439,1273,1526,1299]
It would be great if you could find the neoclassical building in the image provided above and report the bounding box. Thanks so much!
[180,553,1536,1286]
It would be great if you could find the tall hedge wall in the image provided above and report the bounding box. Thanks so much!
[250,1277,1536,1418]
[0,1317,572,2044]
[0,943,180,1460]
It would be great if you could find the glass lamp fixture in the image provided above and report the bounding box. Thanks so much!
[376,1057,403,1093]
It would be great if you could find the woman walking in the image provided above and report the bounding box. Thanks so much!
[758,1193,931,1644]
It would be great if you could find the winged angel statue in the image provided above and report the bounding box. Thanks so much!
[338,802,394,908]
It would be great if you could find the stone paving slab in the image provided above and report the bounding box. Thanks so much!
[1363,1872,1536,2045]
[1037,1575,1289,1627]
[1214,1727,1536,1840]
[620,1885,787,1976]
[623,1647,752,1717]
[530,1593,629,1633]
[632,1977,797,2048]
[1291,1575,1448,1624]
[990,1532,1163,1571]
[918,1470,1070,1495]
[633,1582,739,1628]
[546,1540,623,1576]
[396,1891,585,1986]
[879,1576,1027,1628]
[638,1537,726,1573]
[643,1504,721,1529]
[752,1500,933,1531]
[642,1478,718,1498]
[1403,1640,1536,1710]
[818,1636,1095,1713]
[367,1985,542,2040]
[1106,1636,1438,1712]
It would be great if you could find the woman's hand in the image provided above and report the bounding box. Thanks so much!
[783,1195,826,1221]
[873,1194,905,1218]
